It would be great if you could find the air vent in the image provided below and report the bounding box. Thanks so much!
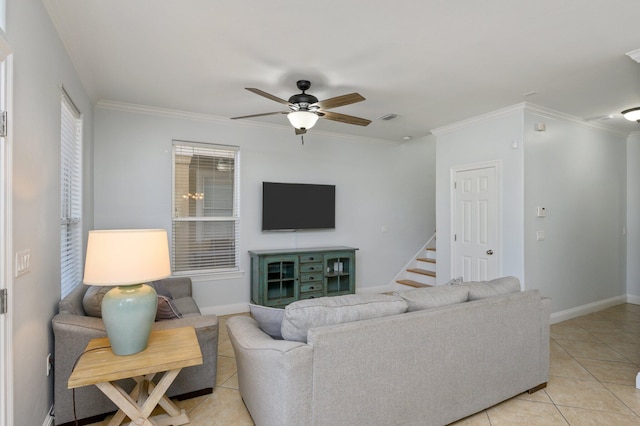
[379,113,399,121]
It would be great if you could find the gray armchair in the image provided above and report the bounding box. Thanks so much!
[52,277,218,426]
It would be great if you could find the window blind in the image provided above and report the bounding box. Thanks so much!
[172,141,240,274]
[60,90,82,297]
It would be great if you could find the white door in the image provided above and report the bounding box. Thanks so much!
[452,165,499,281]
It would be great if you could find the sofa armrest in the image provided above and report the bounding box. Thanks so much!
[227,316,313,426]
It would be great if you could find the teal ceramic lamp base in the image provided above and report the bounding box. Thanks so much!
[101,283,157,356]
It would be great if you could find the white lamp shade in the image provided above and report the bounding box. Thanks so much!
[83,229,171,286]
[287,111,319,130]
[622,107,640,122]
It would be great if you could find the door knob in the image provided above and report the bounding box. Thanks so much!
[486,250,494,255]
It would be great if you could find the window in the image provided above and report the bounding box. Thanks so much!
[60,90,82,297]
[172,141,239,274]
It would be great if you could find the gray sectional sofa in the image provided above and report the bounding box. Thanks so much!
[52,277,218,426]
[227,277,550,426]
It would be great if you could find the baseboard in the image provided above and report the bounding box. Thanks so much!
[356,284,395,294]
[200,302,249,316]
[42,406,54,426]
[627,294,640,305]
[550,295,628,324]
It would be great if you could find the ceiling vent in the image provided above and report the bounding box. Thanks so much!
[379,113,399,121]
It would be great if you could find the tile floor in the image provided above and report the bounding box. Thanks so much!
[91,303,640,425]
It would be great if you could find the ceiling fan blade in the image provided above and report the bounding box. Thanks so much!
[231,111,288,120]
[314,93,365,110]
[295,128,307,135]
[246,88,291,105]
[320,110,371,127]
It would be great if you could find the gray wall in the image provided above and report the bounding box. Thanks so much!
[434,106,525,284]
[434,103,628,316]
[523,110,627,313]
[627,132,640,300]
[93,105,436,313]
[7,0,93,423]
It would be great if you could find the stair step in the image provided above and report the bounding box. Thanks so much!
[407,268,436,278]
[417,257,436,264]
[396,279,433,288]
[426,247,436,252]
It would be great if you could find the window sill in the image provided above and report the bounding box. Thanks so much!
[173,270,245,283]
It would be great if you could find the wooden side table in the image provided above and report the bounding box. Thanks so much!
[68,326,203,426]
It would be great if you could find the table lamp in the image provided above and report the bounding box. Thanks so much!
[83,229,171,356]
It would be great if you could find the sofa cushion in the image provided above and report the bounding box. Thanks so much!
[281,294,408,343]
[249,304,284,339]
[173,297,200,317]
[459,276,521,300]
[395,285,469,312]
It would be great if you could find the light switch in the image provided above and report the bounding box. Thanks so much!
[15,249,31,277]
[536,231,545,241]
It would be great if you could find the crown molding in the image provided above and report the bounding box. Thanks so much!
[430,103,527,136]
[431,102,627,137]
[95,99,400,145]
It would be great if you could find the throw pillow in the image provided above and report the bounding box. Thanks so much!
[156,295,182,320]
[249,304,285,339]
[395,285,469,312]
[462,276,521,300]
[281,294,408,343]
[446,277,464,286]
[82,284,183,321]
[82,285,111,317]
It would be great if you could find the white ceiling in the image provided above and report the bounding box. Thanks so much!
[44,0,640,141]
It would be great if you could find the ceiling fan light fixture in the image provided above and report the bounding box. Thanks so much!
[287,111,319,130]
[622,107,640,122]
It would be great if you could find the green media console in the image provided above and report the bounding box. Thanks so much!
[249,246,358,308]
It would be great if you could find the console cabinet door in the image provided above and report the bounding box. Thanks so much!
[262,255,299,307]
[324,252,355,296]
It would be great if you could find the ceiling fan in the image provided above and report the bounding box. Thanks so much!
[231,80,371,135]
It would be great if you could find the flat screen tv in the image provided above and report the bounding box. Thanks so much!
[262,182,335,231]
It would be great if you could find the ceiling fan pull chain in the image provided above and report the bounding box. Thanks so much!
[301,134,304,145]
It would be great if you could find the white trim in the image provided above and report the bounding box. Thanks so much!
[187,270,245,283]
[200,302,249,317]
[41,407,54,426]
[0,34,12,426]
[431,102,627,137]
[450,160,503,280]
[356,284,396,295]
[627,294,640,305]
[550,295,628,324]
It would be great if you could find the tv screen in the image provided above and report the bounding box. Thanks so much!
[262,182,335,231]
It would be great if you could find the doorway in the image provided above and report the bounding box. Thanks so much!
[451,162,501,281]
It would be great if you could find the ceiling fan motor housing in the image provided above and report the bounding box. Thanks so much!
[289,80,319,108]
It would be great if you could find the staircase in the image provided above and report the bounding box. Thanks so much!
[393,234,437,291]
